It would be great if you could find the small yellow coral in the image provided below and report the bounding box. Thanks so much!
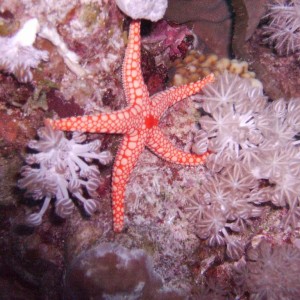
[169,50,262,88]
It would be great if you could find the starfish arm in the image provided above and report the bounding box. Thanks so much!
[146,127,210,165]
[45,109,134,134]
[111,130,147,232]
[122,20,149,106]
[150,74,215,119]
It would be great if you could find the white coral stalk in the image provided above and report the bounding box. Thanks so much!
[26,196,51,226]
[0,18,48,82]
[39,26,87,77]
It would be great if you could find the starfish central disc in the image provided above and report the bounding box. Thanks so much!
[145,114,158,129]
[46,20,215,232]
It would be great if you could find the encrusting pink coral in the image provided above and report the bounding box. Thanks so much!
[65,242,183,299]
[142,20,195,59]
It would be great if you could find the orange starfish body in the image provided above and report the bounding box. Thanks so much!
[46,20,214,232]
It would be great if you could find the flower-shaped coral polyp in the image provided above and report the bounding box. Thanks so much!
[0,18,48,82]
[189,67,300,258]
[18,126,112,226]
[194,71,267,164]
[185,170,263,259]
[263,0,300,56]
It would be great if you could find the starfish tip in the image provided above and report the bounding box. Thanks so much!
[44,118,54,128]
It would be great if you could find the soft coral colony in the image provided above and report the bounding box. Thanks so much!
[188,70,300,258]
[262,0,300,56]
[18,126,112,226]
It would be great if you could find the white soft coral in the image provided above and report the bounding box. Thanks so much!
[186,168,262,259]
[194,71,266,165]
[188,70,300,257]
[199,72,300,223]
[249,98,300,222]
[0,18,48,82]
[263,0,300,56]
[18,126,112,226]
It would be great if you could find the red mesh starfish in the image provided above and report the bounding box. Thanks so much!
[46,20,214,232]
